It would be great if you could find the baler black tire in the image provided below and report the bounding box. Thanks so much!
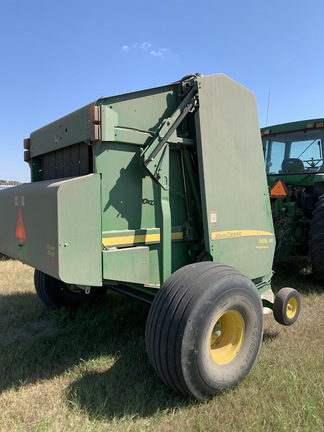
[309,195,324,280]
[273,287,301,326]
[145,262,264,400]
[34,270,98,308]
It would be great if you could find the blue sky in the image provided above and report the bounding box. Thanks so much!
[1,0,324,182]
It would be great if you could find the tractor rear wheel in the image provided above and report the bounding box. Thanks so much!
[145,262,264,400]
[34,270,101,308]
[309,195,324,279]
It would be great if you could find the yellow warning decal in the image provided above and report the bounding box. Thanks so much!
[211,230,274,241]
[103,231,183,247]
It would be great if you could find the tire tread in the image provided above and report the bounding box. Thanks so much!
[145,262,246,397]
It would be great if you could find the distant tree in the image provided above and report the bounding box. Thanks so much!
[0,180,21,185]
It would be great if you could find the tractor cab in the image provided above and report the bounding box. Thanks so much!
[262,121,324,175]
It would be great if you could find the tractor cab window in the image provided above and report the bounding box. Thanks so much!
[262,128,324,174]
[263,140,285,174]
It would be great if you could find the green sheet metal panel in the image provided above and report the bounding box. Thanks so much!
[30,102,94,157]
[96,83,178,132]
[195,74,275,279]
[267,173,317,188]
[57,174,102,285]
[0,181,59,272]
[0,174,102,286]
[97,140,189,287]
[261,117,324,134]
[103,246,149,284]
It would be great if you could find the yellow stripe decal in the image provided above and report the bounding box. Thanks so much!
[211,230,274,241]
[102,232,183,247]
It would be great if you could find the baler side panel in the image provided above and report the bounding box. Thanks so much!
[0,174,102,286]
[98,141,190,287]
[96,84,195,287]
[0,183,59,276]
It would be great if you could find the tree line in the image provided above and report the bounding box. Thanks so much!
[0,180,21,185]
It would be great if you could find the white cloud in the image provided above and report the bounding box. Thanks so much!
[140,42,152,50]
[150,50,163,57]
[121,42,172,59]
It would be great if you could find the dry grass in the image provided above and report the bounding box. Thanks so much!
[0,259,323,432]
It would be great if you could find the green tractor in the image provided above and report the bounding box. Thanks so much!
[261,119,324,277]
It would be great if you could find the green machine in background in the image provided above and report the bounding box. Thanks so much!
[0,74,300,400]
[262,119,324,278]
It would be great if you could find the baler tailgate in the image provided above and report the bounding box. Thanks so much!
[195,74,275,279]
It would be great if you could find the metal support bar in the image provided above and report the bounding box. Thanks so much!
[140,79,198,284]
[183,148,202,220]
[147,92,197,162]
[107,283,156,304]
[142,83,198,188]
[159,147,172,283]
[262,299,274,310]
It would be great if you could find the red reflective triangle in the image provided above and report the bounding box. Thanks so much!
[271,180,288,198]
[15,206,26,243]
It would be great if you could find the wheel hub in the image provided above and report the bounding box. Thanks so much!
[209,310,245,365]
[286,297,298,319]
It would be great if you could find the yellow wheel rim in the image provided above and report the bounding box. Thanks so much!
[209,310,245,365]
[286,297,298,319]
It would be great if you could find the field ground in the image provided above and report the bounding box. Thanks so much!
[0,258,323,432]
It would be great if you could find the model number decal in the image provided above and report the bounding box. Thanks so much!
[259,238,268,244]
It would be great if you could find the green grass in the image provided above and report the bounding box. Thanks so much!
[0,259,323,431]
